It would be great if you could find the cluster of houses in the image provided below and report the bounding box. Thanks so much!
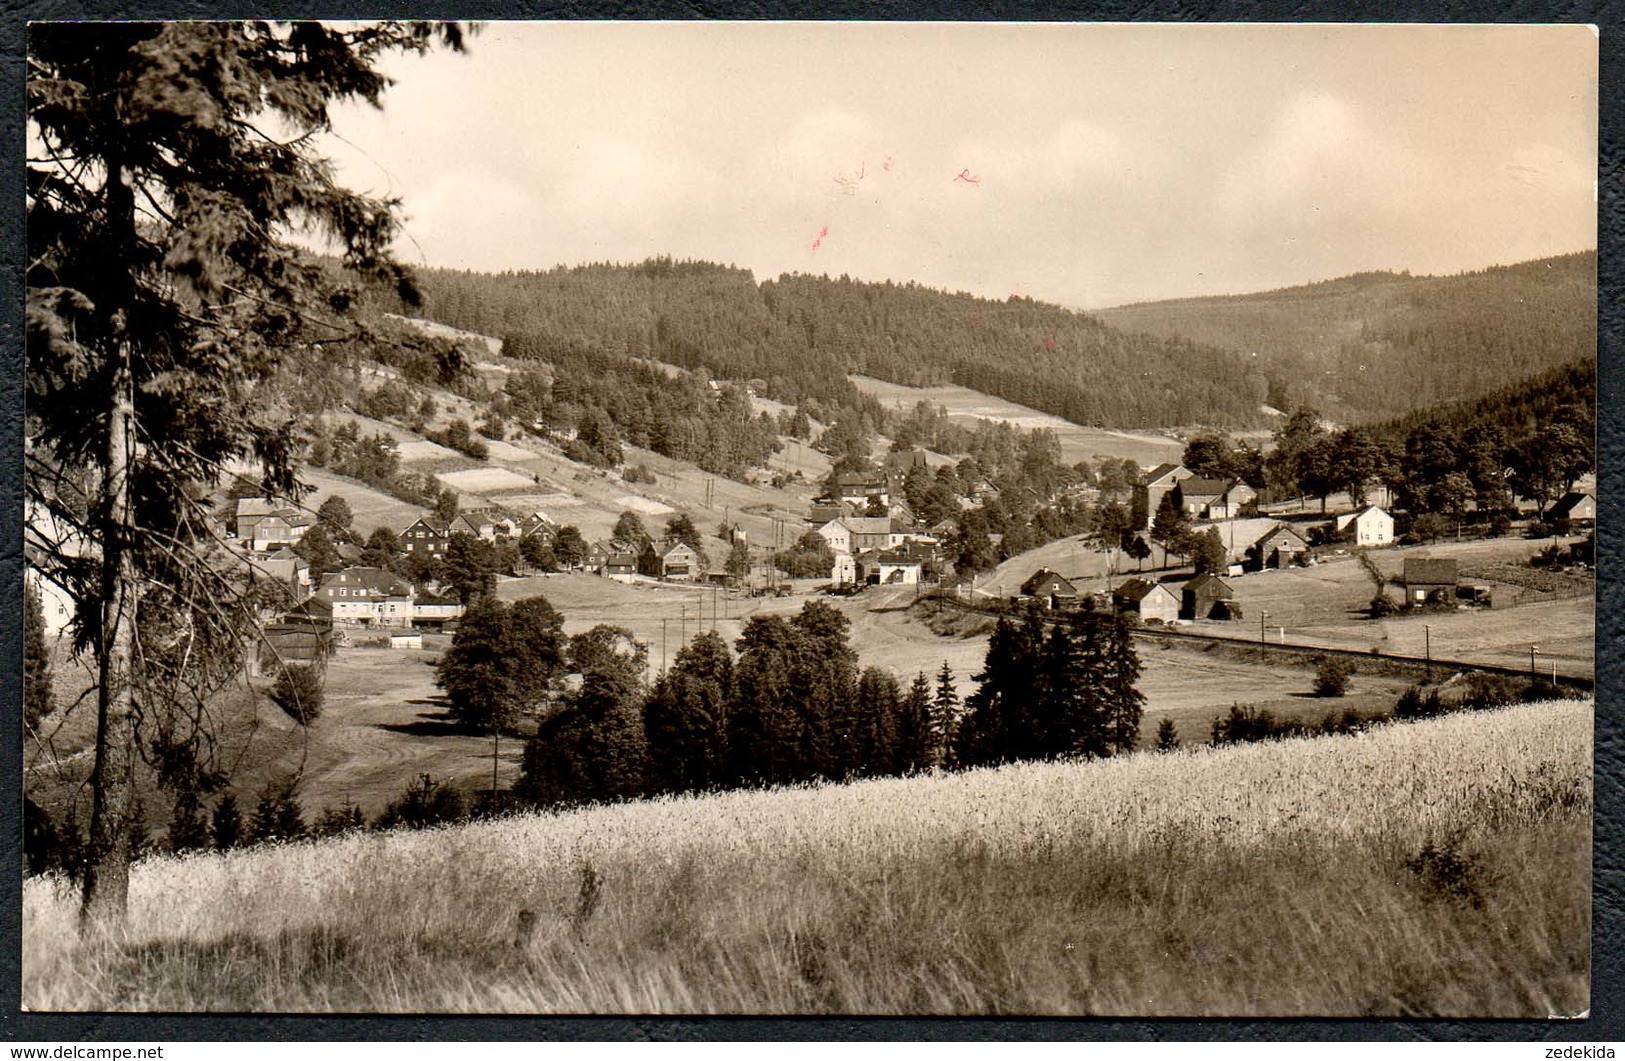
[1019,566,1244,623]
[1132,461,1400,564]
[804,466,951,587]
[1018,553,1493,628]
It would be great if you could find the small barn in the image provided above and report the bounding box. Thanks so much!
[253,617,335,677]
[1180,572,1238,620]
[857,548,923,585]
[1251,524,1309,569]
[389,631,424,650]
[1550,491,1596,526]
[1113,577,1181,623]
[1403,557,1460,605]
[1021,568,1078,609]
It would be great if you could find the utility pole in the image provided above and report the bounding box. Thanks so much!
[1530,645,1538,681]
[491,725,501,805]
[1424,623,1432,681]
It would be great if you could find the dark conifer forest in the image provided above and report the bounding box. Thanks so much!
[1094,251,1596,421]
[406,252,1594,436]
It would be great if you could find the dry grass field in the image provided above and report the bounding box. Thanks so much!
[23,700,1590,1015]
[849,375,1185,467]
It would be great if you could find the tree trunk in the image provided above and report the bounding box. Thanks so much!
[81,330,139,933]
[81,141,141,933]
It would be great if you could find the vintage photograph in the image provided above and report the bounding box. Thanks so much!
[23,21,1596,1015]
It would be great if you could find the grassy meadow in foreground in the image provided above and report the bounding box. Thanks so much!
[23,701,1591,1016]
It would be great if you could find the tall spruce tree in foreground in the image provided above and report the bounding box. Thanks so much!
[954,609,1047,768]
[28,22,469,929]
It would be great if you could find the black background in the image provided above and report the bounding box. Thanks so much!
[2,1,1617,1042]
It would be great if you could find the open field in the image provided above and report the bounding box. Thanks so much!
[850,374,1185,467]
[971,530,1592,679]
[23,700,1590,1014]
[308,358,834,550]
[296,468,428,537]
[434,466,540,494]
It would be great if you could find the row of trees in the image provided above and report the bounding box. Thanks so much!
[1183,398,1592,526]
[432,594,1148,811]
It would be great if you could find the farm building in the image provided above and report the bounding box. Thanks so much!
[389,632,424,650]
[587,540,640,576]
[808,501,860,525]
[412,593,464,630]
[252,610,335,677]
[1336,505,1394,546]
[1250,524,1309,569]
[814,518,853,555]
[29,571,75,639]
[1180,572,1239,620]
[857,548,923,585]
[1403,557,1460,604]
[640,538,702,581]
[1176,478,1257,521]
[828,472,890,509]
[252,553,311,593]
[449,509,519,542]
[234,497,312,545]
[517,511,557,539]
[1021,568,1079,609]
[1133,463,1193,529]
[1113,577,1180,623]
[1550,491,1596,526]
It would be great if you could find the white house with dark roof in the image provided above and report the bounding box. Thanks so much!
[317,566,416,627]
[1336,505,1395,546]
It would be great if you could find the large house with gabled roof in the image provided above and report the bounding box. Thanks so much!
[1133,463,1193,529]
[316,566,416,627]
[399,516,451,558]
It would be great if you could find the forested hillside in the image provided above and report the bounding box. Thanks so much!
[1371,358,1596,444]
[1093,252,1596,422]
[411,260,1270,430]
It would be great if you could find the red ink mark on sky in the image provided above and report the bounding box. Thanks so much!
[953,168,981,185]
[882,155,894,172]
[811,225,828,253]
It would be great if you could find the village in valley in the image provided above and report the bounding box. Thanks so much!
[30,308,1594,824]
[21,21,1599,1019]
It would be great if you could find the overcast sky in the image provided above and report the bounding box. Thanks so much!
[323,22,1597,310]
